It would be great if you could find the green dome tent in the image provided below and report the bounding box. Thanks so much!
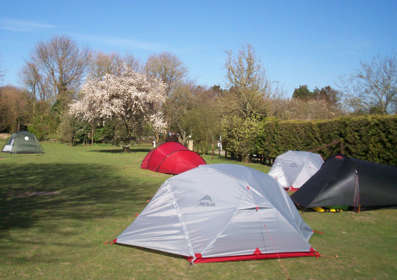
[2,131,43,154]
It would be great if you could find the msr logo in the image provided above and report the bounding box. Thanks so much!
[199,195,215,207]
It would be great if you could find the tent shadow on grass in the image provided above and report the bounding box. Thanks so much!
[0,163,149,237]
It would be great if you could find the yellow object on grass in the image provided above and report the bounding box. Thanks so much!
[313,207,325,213]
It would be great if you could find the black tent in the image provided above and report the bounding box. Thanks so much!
[291,155,397,210]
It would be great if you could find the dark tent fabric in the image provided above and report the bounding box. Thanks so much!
[141,142,206,175]
[291,154,397,209]
[1,131,43,154]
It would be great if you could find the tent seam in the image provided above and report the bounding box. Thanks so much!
[200,179,252,257]
[200,203,243,257]
[155,149,189,172]
[167,182,196,259]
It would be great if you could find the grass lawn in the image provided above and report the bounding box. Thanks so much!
[1,141,396,279]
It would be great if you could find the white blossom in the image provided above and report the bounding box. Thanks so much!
[70,66,167,139]
[149,112,167,134]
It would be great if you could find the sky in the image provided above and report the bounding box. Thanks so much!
[1,0,396,96]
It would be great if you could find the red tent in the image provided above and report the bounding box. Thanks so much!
[141,142,206,174]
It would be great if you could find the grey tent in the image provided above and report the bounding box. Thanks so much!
[292,154,397,210]
[268,151,324,191]
[1,131,43,154]
[115,164,318,263]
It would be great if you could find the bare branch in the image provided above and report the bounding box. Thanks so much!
[342,55,397,114]
[145,52,187,96]
[21,35,90,105]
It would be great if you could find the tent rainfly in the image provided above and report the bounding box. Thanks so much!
[1,131,43,154]
[268,151,324,191]
[292,154,397,210]
[141,142,206,175]
[115,164,318,263]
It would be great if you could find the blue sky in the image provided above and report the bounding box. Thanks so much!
[1,0,396,96]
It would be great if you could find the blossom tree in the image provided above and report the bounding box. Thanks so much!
[70,67,167,147]
[149,112,167,144]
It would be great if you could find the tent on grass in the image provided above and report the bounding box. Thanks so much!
[141,142,206,175]
[1,131,43,154]
[291,154,397,210]
[268,151,324,191]
[115,164,318,263]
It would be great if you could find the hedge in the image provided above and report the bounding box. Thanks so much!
[223,115,397,166]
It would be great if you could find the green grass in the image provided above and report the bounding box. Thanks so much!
[1,142,396,279]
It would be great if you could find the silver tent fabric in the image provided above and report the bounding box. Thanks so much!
[268,151,324,189]
[116,164,314,260]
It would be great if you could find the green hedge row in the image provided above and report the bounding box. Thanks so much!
[223,115,397,166]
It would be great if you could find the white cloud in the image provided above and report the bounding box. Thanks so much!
[0,18,55,32]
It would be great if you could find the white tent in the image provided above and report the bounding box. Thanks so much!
[268,151,324,191]
[115,164,318,263]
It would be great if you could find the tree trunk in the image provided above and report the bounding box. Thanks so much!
[122,118,132,152]
[242,153,249,163]
[91,125,94,145]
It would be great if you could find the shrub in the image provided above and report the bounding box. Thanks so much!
[222,115,260,162]
[223,115,397,166]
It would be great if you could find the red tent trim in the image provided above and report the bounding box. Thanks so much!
[284,186,300,192]
[187,248,320,263]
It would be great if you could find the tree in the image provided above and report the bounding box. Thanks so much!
[292,85,313,100]
[222,115,259,162]
[163,83,195,144]
[82,52,143,144]
[22,62,47,101]
[88,52,141,80]
[70,67,167,148]
[189,87,223,154]
[313,86,340,107]
[226,44,266,90]
[162,83,224,154]
[266,98,343,120]
[21,35,90,106]
[21,36,90,140]
[224,44,269,118]
[293,85,341,110]
[0,86,33,132]
[145,52,187,96]
[145,52,188,137]
[149,112,167,144]
[343,55,397,114]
